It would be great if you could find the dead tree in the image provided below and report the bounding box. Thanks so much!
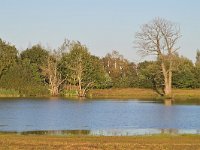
[135,18,181,96]
[42,54,65,96]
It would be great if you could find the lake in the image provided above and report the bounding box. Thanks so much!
[0,98,200,136]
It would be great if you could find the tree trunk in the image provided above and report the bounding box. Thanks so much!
[164,73,172,97]
[168,69,172,96]
[164,82,171,96]
[161,61,172,97]
[77,76,85,97]
[50,86,59,96]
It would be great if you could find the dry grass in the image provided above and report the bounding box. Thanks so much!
[0,134,200,150]
[173,89,200,100]
[88,88,200,101]
[88,88,158,99]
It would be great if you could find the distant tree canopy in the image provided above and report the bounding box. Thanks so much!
[0,59,49,96]
[172,55,196,88]
[21,45,49,67]
[196,49,200,65]
[102,51,138,88]
[0,39,18,78]
[0,36,199,97]
[60,41,107,97]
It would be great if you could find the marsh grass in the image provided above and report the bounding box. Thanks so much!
[88,88,159,99]
[0,88,20,98]
[88,88,200,101]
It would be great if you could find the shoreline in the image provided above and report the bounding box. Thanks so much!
[1,88,200,101]
[89,88,200,101]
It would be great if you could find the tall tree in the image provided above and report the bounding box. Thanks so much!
[20,44,49,67]
[194,49,200,88]
[41,51,65,96]
[196,49,200,65]
[137,61,164,95]
[172,56,195,88]
[60,41,106,97]
[102,50,137,88]
[0,59,49,96]
[135,18,181,97]
[0,39,18,78]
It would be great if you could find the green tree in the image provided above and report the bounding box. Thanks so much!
[0,39,18,78]
[0,59,49,96]
[137,61,164,95]
[194,50,200,88]
[102,51,137,88]
[196,49,200,65]
[172,56,196,88]
[60,41,106,97]
[21,45,49,67]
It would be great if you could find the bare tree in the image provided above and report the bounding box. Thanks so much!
[135,18,181,96]
[42,52,65,96]
[71,57,93,97]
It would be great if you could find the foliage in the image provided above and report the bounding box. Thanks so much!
[20,45,49,67]
[0,39,18,78]
[0,88,20,97]
[0,60,49,96]
[194,63,200,88]
[102,51,138,88]
[0,37,200,98]
[60,41,107,96]
[137,61,164,95]
[41,52,65,96]
[172,56,196,88]
[196,49,200,65]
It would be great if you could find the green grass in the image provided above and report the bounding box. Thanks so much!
[88,88,159,99]
[61,89,78,97]
[88,88,200,101]
[0,88,20,98]
[1,87,200,102]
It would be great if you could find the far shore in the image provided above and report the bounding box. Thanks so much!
[88,88,200,101]
[1,88,200,101]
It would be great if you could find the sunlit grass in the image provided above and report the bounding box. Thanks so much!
[89,88,200,101]
[88,88,158,99]
[0,88,20,98]
[0,134,200,149]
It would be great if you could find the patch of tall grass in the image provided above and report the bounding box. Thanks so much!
[0,88,20,97]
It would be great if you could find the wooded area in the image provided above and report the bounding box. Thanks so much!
[0,18,199,97]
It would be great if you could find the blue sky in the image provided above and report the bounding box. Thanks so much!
[0,0,200,62]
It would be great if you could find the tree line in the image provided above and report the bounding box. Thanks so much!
[0,18,199,97]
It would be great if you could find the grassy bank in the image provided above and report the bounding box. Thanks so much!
[1,88,200,101]
[88,88,200,101]
[0,134,200,149]
[0,89,20,98]
[88,88,158,99]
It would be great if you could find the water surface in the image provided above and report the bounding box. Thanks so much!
[0,98,199,135]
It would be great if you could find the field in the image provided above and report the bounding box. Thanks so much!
[0,134,200,150]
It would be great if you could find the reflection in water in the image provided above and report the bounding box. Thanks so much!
[161,128,178,134]
[164,99,173,106]
[1,129,200,136]
[0,99,200,135]
[21,130,91,135]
